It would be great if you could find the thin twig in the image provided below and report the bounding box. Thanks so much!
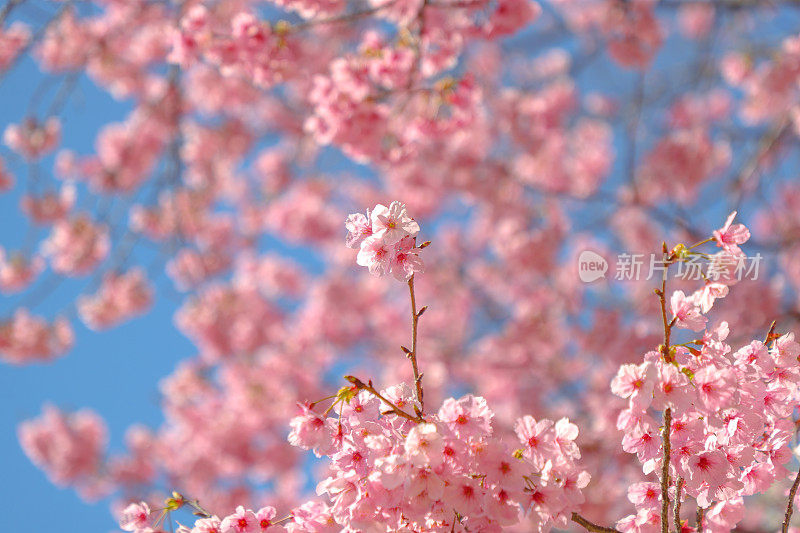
[571,512,621,533]
[674,477,683,533]
[696,506,704,531]
[344,375,423,423]
[407,275,424,414]
[782,469,800,532]
[661,407,672,533]
[656,243,673,533]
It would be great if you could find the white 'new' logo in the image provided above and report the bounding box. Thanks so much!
[578,250,607,283]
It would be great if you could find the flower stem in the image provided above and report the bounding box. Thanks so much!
[656,243,673,533]
[674,477,683,533]
[661,407,672,533]
[345,376,423,423]
[407,275,425,415]
[571,512,620,532]
[782,468,800,532]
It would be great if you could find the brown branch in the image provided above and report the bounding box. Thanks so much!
[782,469,800,532]
[674,477,684,533]
[661,408,672,533]
[344,375,423,423]
[696,506,704,531]
[571,512,621,533]
[656,243,673,533]
[407,275,425,415]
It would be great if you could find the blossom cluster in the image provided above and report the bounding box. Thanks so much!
[120,501,280,533]
[160,387,589,533]
[40,214,110,276]
[18,405,106,489]
[0,247,44,294]
[290,389,588,532]
[0,310,73,364]
[3,117,61,160]
[610,214,800,532]
[77,268,154,331]
[345,201,424,281]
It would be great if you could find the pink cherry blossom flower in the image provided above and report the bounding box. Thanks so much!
[120,502,151,531]
[192,516,223,533]
[355,235,393,276]
[404,423,445,467]
[627,482,660,509]
[344,210,373,249]
[713,211,750,255]
[369,201,420,245]
[693,366,734,412]
[254,507,276,531]
[621,425,661,463]
[611,362,655,410]
[683,450,730,492]
[652,362,690,411]
[221,506,258,533]
[773,333,800,367]
[437,395,494,440]
[390,236,424,281]
[514,416,557,468]
[733,340,771,373]
[288,406,337,457]
[693,281,729,313]
[670,290,707,331]
[554,418,581,460]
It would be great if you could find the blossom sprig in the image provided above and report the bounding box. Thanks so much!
[611,213,800,533]
[121,497,290,533]
[284,388,592,532]
[345,201,425,281]
[346,202,429,412]
[119,493,222,533]
[344,374,424,422]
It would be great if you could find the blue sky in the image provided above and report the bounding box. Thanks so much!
[0,51,196,528]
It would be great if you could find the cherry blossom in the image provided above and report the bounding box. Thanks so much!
[349,201,425,280]
[120,502,151,532]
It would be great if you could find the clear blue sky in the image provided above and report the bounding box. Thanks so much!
[0,50,198,528]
